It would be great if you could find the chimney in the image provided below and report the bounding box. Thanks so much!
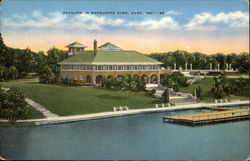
[94,39,97,54]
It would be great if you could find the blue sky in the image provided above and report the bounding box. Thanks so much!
[0,0,249,54]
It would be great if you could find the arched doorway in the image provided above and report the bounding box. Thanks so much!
[86,75,91,84]
[96,75,104,84]
[141,75,148,84]
[134,74,139,80]
[117,75,122,81]
[66,75,72,80]
[150,74,158,84]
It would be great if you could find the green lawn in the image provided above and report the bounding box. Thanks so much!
[180,77,249,103]
[0,80,160,116]
[26,105,44,119]
[1,75,248,117]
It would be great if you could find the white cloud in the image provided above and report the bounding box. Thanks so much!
[3,10,67,28]
[75,14,124,30]
[2,10,248,32]
[127,17,180,30]
[2,11,180,31]
[2,11,124,31]
[185,11,249,31]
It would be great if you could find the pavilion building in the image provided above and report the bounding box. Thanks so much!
[59,40,170,85]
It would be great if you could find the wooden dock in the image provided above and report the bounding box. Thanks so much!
[163,108,250,126]
[203,106,233,111]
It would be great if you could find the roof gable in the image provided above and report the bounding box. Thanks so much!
[66,42,88,48]
[98,42,122,51]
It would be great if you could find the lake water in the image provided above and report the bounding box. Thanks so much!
[0,107,249,160]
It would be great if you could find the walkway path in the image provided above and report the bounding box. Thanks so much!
[0,100,248,125]
[25,98,58,118]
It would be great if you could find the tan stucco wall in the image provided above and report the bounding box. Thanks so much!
[60,70,170,85]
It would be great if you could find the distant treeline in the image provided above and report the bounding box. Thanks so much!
[0,33,68,81]
[148,50,249,74]
[1,32,249,82]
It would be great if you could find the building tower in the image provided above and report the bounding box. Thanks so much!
[66,41,88,56]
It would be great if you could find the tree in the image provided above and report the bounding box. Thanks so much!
[173,50,187,69]
[0,65,6,81]
[172,72,188,87]
[14,48,35,77]
[0,87,28,124]
[39,65,55,84]
[162,88,170,103]
[226,53,238,70]
[211,75,227,99]
[34,51,47,74]
[47,48,68,81]
[196,85,202,101]
[236,52,249,74]
[120,74,137,96]
[119,74,146,96]
[215,53,226,70]
[0,33,7,66]
[9,66,19,79]
[160,74,173,87]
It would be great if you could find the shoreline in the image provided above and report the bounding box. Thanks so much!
[0,101,249,126]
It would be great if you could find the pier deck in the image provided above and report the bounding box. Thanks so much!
[203,106,233,111]
[163,108,250,126]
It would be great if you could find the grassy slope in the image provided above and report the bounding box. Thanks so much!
[180,77,248,103]
[0,81,159,116]
[180,78,214,102]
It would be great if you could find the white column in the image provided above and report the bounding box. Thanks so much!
[174,63,176,70]
[218,64,220,71]
[210,63,212,71]
[185,63,187,71]
[190,64,192,70]
[157,71,160,85]
[91,72,96,85]
[179,66,182,71]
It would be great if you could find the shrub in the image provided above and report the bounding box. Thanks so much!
[161,72,189,88]
[100,74,145,92]
[39,65,55,84]
[173,84,180,92]
[61,77,72,84]
[101,76,119,89]
[72,80,84,86]
[145,89,156,97]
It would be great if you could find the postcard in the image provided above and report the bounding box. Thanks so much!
[0,0,249,160]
